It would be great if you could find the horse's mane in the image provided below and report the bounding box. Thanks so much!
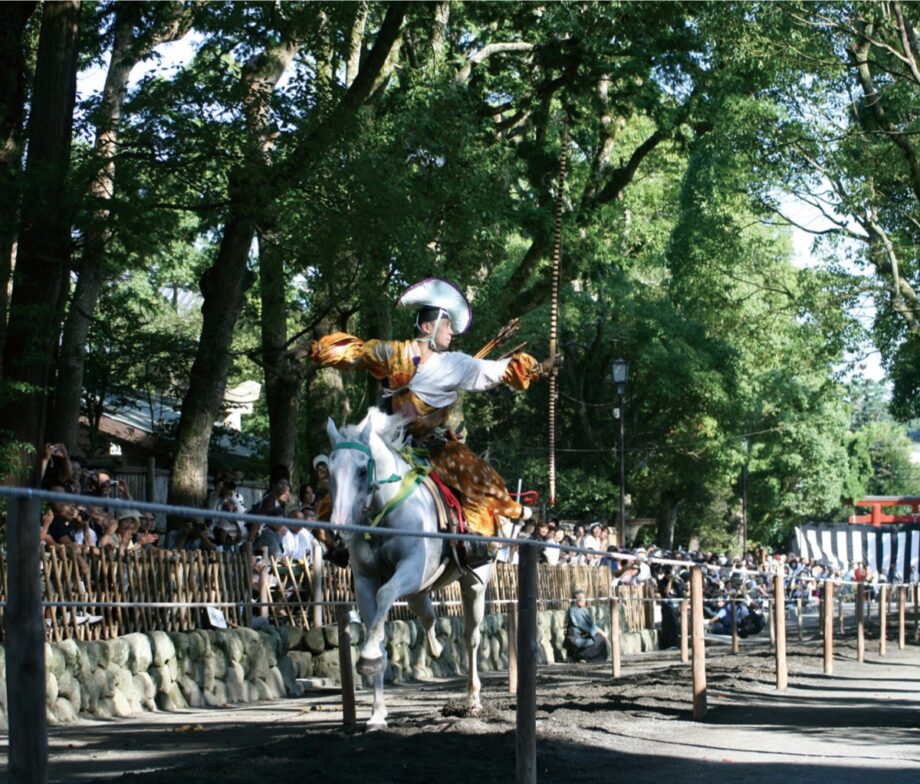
[341,407,409,452]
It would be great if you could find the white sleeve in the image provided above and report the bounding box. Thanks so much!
[441,352,510,392]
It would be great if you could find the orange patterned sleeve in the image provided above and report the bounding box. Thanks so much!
[309,332,402,381]
[501,352,544,390]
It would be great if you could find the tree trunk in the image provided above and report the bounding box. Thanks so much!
[658,501,678,549]
[259,227,301,480]
[170,7,405,510]
[0,0,80,484]
[0,2,38,369]
[48,3,136,451]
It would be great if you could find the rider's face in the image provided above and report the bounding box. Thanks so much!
[428,317,453,350]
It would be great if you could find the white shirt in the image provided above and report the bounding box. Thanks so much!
[409,352,510,409]
[281,528,315,562]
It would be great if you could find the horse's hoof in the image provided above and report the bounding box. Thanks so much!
[366,718,388,732]
[357,655,384,676]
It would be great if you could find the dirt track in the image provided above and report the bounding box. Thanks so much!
[6,630,919,784]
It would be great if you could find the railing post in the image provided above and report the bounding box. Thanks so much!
[898,585,906,650]
[516,542,538,784]
[730,597,739,654]
[690,566,706,720]
[914,583,919,643]
[312,541,325,629]
[838,591,845,635]
[774,574,787,690]
[879,584,888,656]
[679,598,689,664]
[335,604,357,730]
[856,584,865,663]
[508,600,518,695]
[796,597,803,642]
[610,595,621,678]
[5,495,48,784]
[823,580,834,674]
[244,542,254,627]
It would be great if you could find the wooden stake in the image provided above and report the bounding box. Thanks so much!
[516,543,539,784]
[774,574,787,690]
[508,601,518,695]
[731,598,740,654]
[691,567,706,720]
[879,584,888,656]
[610,596,621,678]
[5,495,48,784]
[680,598,689,664]
[856,584,865,663]
[823,581,834,674]
[838,591,845,636]
[336,604,357,730]
[898,585,906,650]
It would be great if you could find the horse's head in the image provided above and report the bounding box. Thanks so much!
[325,408,407,530]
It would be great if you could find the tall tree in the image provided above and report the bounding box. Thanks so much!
[0,2,38,368]
[49,1,195,451]
[169,3,407,510]
[0,0,80,482]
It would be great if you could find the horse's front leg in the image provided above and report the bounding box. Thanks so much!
[353,576,388,730]
[357,557,425,677]
[461,568,490,714]
[406,593,444,659]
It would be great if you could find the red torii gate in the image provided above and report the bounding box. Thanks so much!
[848,496,920,526]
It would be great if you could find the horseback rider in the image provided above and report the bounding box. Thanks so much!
[310,277,553,537]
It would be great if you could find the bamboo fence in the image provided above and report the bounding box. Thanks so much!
[0,550,650,641]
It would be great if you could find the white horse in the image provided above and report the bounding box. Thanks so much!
[325,408,494,729]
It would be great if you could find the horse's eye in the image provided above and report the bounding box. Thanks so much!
[358,467,367,477]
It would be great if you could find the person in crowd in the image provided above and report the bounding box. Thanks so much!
[563,590,608,663]
[247,477,293,557]
[280,509,316,563]
[165,517,217,552]
[85,469,132,500]
[206,470,246,548]
[581,522,604,565]
[99,509,144,552]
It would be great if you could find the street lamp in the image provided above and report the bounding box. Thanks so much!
[612,359,628,548]
[741,437,750,556]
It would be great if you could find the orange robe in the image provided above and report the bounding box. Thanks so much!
[311,333,541,535]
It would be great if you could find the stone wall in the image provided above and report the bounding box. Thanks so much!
[0,606,657,727]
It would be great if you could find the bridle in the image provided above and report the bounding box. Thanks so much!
[330,440,428,533]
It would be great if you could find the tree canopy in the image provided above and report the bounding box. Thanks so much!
[2,1,918,548]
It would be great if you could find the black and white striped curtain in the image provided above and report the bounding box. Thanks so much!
[792,523,920,582]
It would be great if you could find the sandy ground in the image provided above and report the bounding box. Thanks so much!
[3,621,920,784]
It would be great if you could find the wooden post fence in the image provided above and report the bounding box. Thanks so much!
[516,543,538,784]
[336,604,357,730]
[774,574,787,690]
[898,586,906,650]
[508,601,518,695]
[856,584,865,664]
[731,598,740,654]
[823,581,834,675]
[610,596,621,678]
[679,598,689,664]
[879,584,888,656]
[838,591,845,635]
[5,495,48,784]
[691,567,706,720]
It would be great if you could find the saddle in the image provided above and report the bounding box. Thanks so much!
[422,472,493,574]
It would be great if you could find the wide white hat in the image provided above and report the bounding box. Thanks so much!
[396,277,472,335]
[312,454,329,470]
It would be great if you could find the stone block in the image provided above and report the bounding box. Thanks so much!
[149,631,176,667]
[312,650,341,682]
[46,644,66,677]
[46,671,59,706]
[85,641,109,670]
[304,627,326,655]
[56,639,80,671]
[108,638,130,668]
[277,657,302,696]
[111,689,135,717]
[122,633,153,674]
[133,672,156,710]
[204,680,229,708]
[57,670,81,714]
[287,651,314,679]
[323,624,339,649]
[225,662,246,703]
[178,675,204,709]
[282,625,305,651]
[50,696,78,725]
[150,664,173,694]
[266,666,286,699]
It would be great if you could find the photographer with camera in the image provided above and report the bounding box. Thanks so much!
[206,470,246,549]
[41,443,80,494]
[164,517,217,552]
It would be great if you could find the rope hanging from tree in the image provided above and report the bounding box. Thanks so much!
[548,116,569,508]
